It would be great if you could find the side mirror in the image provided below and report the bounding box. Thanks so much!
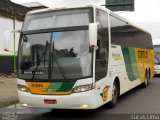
[4,30,20,53]
[89,23,98,49]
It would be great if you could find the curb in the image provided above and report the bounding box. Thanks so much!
[0,100,19,108]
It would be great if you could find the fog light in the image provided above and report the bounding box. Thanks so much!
[21,103,28,107]
[81,104,88,108]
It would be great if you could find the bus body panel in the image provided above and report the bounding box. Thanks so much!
[110,45,154,95]
[18,89,97,109]
[16,5,154,109]
[17,78,112,109]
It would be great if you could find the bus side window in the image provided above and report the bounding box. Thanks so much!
[95,9,109,81]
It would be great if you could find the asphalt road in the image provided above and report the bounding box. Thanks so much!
[1,77,160,120]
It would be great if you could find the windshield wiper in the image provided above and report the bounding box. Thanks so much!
[31,41,48,80]
[51,41,67,80]
[52,56,67,79]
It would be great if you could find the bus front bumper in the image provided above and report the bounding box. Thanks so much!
[18,90,98,109]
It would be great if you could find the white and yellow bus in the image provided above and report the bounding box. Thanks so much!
[8,5,154,109]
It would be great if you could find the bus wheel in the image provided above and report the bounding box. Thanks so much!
[142,71,149,88]
[109,82,119,108]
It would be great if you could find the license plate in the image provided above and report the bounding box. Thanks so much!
[44,99,57,104]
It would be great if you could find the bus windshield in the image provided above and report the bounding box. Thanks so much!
[18,30,92,81]
[154,45,160,65]
[18,8,93,81]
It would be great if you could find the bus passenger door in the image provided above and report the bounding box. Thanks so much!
[94,9,109,103]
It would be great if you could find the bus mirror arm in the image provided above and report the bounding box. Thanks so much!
[89,23,98,49]
[91,45,98,50]
[3,30,21,53]
[89,45,98,52]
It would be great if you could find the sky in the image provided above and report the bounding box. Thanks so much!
[11,0,160,41]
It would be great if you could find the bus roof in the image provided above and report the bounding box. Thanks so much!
[27,5,95,14]
[26,5,151,35]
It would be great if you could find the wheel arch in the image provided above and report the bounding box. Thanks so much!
[114,76,120,96]
[148,67,151,78]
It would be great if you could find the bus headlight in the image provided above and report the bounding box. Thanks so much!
[72,84,94,93]
[18,84,30,92]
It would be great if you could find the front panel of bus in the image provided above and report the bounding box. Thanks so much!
[16,6,112,109]
[17,7,99,109]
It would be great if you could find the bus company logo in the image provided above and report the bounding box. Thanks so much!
[137,50,148,59]
[47,89,53,94]
[112,53,122,61]
[31,84,43,88]
[100,86,109,102]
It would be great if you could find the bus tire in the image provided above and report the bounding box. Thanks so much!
[142,71,149,88]
[109,81,119,108]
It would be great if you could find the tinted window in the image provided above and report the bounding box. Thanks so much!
[95,9,109,81]
[110,15,152,49]
[18,30,92,81]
